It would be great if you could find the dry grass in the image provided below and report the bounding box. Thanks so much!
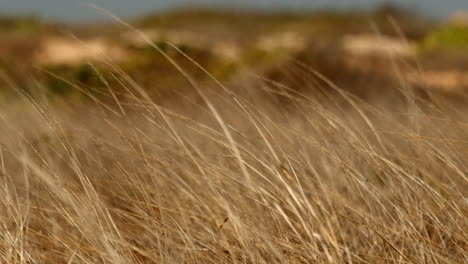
[0,39,467,264]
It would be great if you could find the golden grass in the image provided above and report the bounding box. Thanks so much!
[0,34,467,263]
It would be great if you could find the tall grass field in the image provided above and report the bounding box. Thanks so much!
[0,14,467,263]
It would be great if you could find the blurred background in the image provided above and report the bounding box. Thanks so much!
[1,0,468,22]
[1,0,468,101]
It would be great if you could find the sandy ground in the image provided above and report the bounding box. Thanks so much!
[342,34,416,58]
[35,37,128,66]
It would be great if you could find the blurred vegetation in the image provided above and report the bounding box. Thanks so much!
[0,15,46,34]
[45,64,102,96]
[135,6,432,41]
[2,6,467,100]
[421,24,468,51]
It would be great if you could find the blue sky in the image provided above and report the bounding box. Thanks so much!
[0,0,467,22]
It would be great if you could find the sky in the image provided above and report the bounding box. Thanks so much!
[0,0,467,22]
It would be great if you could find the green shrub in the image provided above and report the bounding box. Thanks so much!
[421,24,468,51]
[46,64,101,96]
